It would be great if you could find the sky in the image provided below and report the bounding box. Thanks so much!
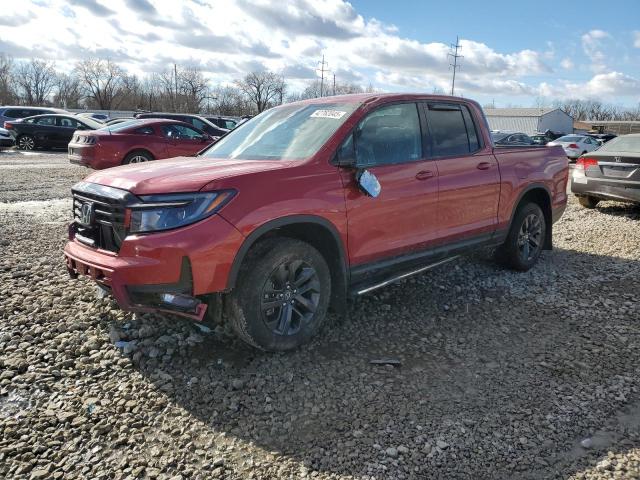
[0,0,639,107]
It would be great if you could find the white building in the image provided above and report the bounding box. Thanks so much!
[483,108,573,136]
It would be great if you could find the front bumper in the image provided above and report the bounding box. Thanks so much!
[64,214,245,319]
[571,174,640,204]
[0,137,13,147]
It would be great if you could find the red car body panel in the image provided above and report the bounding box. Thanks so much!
[68,119,213,170]
[64,93,568,319]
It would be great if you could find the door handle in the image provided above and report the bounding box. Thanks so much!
[477,162,492,170]
[415,170,435,180]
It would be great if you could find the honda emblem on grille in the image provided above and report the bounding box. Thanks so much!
[79,202,94,226]
[614,156,622,163]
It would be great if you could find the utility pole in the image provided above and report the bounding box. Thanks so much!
[448,36,463,96]
[316,55,330,97]
[333,73,336,96]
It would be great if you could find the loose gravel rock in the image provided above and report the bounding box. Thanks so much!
[1,151,639,479]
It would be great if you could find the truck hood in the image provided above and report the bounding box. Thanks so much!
[84,156,292,195]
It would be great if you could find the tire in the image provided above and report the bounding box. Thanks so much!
[227,237,331,351]
[578,196,599,209]
[496,203,546,272]
[17,135,35,151]
[123,150,152,164]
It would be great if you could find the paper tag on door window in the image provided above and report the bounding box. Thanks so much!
[311,110,347,119]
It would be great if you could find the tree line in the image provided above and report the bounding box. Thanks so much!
[1,53,638,121]
[0,54,368,117]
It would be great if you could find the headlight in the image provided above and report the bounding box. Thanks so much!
[128,191,235,233]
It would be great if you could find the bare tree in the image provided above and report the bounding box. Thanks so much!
[15,59,57,105]
[75,59,126,110]
[235,71,286,113]
[53,73,83,109]
[0,54,16,104]
[178,66,210,113]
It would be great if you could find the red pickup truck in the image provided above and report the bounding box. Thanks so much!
[64,94,568,351]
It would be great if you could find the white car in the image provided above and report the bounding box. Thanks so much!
[547,135,599,160]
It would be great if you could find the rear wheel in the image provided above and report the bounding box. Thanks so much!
[17,135,35,151]
[496,203,546,272]
[123,151,152,164]
[578,196,599,209]
[227,238,331,351]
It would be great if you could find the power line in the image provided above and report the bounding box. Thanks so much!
[448,36,463,96]
[316,55,330,97]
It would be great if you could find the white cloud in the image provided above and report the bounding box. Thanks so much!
[0,1,635,103]
[560,58,574,70]
[581,29,610,72]
[539,71,640,99]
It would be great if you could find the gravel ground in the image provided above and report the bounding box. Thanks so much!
[1,151,639,479]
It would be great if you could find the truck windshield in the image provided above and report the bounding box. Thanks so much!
[202,102,359,160]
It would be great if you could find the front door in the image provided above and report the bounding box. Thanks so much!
[423,102,500,243]
[161,124,207,157]
[341,102,439,267]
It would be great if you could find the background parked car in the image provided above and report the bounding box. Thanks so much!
[530,134,549,145]
[68,118,214,169]
[104,117,135,126]
[0,106,67,125]
[491,131,535,146]
[547,134,599,160]
[586,133,617,145]
[77,112,109,122]
[0,127,14,149]
[134,112,229,138]
[4,114,102,150]
[571,134,640,208]
[205,116,238,130]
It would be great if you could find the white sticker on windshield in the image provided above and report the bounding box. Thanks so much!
[311,110,347,119]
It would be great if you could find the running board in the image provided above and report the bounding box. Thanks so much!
[352,255,460,296]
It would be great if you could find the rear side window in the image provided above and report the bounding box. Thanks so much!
[135,126,154,135]
[426,104,481,157]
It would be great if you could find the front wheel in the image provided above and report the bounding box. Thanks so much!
[227,238,331,351]
[496,203,546,272]
[17,135,35,151]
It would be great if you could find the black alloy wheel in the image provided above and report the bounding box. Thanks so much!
[261,260,321,336]
[18,135,35,150]
[517,212,543,263]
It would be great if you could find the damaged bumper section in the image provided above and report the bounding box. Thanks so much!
[66,248,207,321]
[64,213,245,321]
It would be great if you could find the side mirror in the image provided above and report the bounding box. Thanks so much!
[356,169,381,198]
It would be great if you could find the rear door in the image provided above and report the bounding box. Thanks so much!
[423,102,500,242]
[341,102,439,266]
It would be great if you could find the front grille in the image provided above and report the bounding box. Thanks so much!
[72,182,134,252]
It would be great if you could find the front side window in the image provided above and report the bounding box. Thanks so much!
[162,124,203,140]
[354,103,422,166]
[203,102,359,160]
[426,104,480,157]
[34,116,56,126]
